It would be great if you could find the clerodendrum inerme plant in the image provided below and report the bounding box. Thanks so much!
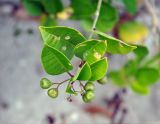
[109,46,160,95]
[39,0,136,102]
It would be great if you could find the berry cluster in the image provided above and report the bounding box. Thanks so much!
[40,77,107,102]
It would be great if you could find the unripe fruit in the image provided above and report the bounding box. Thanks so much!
[40,78,52,89]
[82,90,95,103]
[97,76,107,85]
[48,88,58,98]
[119,21,149,44]
[82,95,89,103]
[84,82,95,91]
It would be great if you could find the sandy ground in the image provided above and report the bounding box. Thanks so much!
[0,1,160,124]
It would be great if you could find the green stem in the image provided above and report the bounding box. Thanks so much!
[144,52,160,66]
[54,78,70,88]
[88,0,103,39]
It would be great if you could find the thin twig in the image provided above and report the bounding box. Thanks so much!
[79,81,84,88]
[144,0,159,33]
[55,78,70,88]
[144,0,160,50]
[88,0,103,39]
[67,72,74,77]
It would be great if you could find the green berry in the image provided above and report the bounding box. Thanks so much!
[86,90,95,100]
[82,95,89,103]
[82,90,95,103]
[97,76,107,85]
[84,82,95,91]
[47,88,58,98]
[40,78,52,89]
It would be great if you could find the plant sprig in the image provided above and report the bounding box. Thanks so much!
[38,0,136,102]
[109,46,160,95]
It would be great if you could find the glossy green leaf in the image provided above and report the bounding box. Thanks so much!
[41,0,63,14]
[131,81,149,95]
[39,26,86,60]
[136,68,159,86]
[96,31,136,54]
[90,58,108,81]
[76,62,91,81]
[70,0,95,19]
[66,81,77,95]
[133,45,149,60]
[123,0,137,14]
[109,70,126,87]
[74,40,107,64]
[22,0,44,16]
[41,45,73,75]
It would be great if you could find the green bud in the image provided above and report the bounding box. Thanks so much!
[97,76,107,85]
[40,78,52,89]
[84,82,95,91]
[82,90,95,103]
[47,88,58,98]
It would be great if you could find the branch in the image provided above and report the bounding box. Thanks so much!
[54,78,70,88]
[67,72,74,77]
[88,0,103,39]
[144,0,159,33]
[144,0,160,50]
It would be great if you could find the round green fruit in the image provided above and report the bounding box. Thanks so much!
[97,76,107,85]
[82,95,89,103]
[47,88,58,98]
[84,82,95,91]
[40,78,52,89]
[82,90,95,103]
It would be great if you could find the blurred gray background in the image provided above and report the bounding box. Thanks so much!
[0,0,160,124]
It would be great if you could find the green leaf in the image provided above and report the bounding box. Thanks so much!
[119,21,149,44]
[109,70,127,87]
[90,58,108,81]
[70,0,95,19]
[74,62,92,81]
[74,40,107,64]
[22,0,44,16]
[41,0,63,14]
[81,3,118,32]
[144,53,160,78]
[124,60,137,76]
[40,15,57,26]
[144,52,160,67]
[133,45,149,60]
[136,68,159,86]
[41,45,73,75]
[96,3,118,32]
[131,81,149,95]
[96,31,136,54]
[123,0,137,14]
[81,19,93,32]
[39,26,86,60]
[66,81,77,95]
